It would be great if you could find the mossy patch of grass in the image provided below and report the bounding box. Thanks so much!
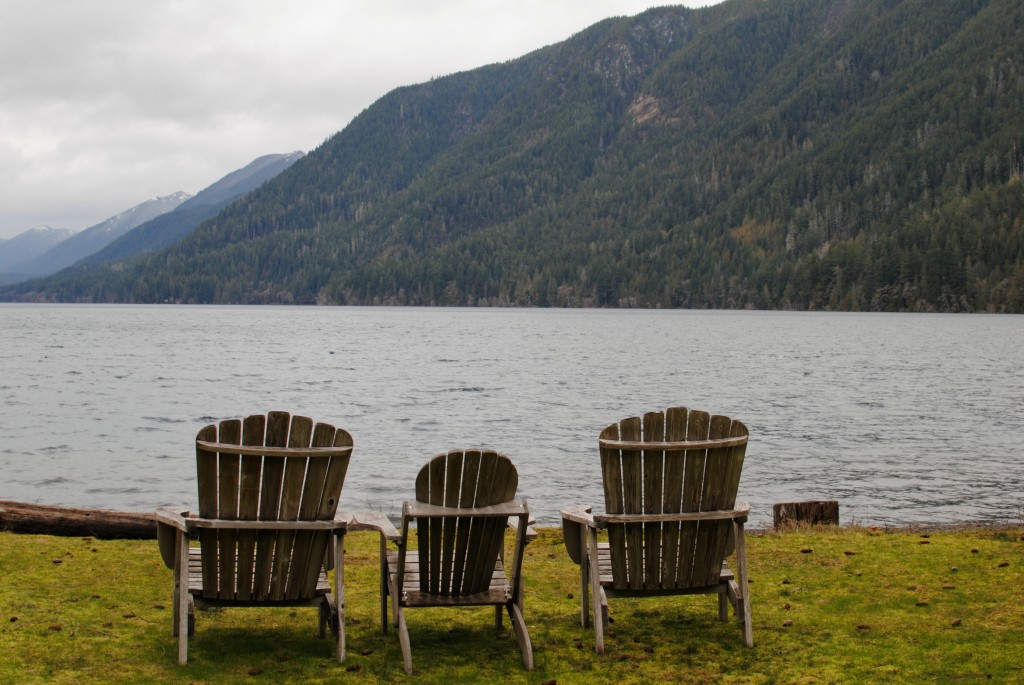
[1,525,1021,684]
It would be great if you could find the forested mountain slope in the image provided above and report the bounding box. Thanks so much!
[5,0,1023,311]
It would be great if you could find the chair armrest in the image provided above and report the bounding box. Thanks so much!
[560,504,596,566]
[154,507,190,531]
[348,511,401,541]
[559,504,596,526]
[507,515,538,542]
[594,501,750,525]
[331,510,352,534]
[183,518,347,531]
[404,498,529,519]
[154,507,189,569]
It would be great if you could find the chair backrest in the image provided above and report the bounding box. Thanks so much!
[195,411,353,602]
[598,407,748,591]
[411,449,518,597]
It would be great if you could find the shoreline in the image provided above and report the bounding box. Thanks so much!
[2,499,1020,540]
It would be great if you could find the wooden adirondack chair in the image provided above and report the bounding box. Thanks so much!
[560,407,752,652]
[155,411,353,664]
[353,449,535,674]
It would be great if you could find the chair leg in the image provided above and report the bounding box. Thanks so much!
[734,520,754,648]
[172,582,180,637]
[318,598,329,639]
[507,602,534,670]
[494,605,503,630]
[587,527,605,654]
[579,523,591,628]
[176,531,190,664]
[718,590,729,622]
[386,561,401,630]
[333,533,346,662]
[396,606,413,674]
[379,537,389,634]
[727,578,740,612]
[322,595,342,640]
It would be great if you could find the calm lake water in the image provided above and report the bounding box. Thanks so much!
[1,304,1022,528]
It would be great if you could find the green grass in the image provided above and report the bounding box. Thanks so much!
[1,526,1021,684]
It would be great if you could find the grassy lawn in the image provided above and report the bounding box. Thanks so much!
[1,525,1021,684]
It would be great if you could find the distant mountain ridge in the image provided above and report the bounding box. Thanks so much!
[8,193,191,280]
[176,152,305,213]
[4,0,1023,311]
[80,151,304,264]
[0,227,75,283]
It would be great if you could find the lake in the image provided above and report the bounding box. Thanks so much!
[1,304,1021,528]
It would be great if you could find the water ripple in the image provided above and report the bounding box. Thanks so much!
[1,305,1022,528]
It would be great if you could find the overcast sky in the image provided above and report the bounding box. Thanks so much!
[0,1,722,239]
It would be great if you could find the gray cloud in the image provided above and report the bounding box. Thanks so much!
[0,0,718,238]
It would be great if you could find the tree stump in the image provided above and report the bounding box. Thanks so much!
[773,500,839,528]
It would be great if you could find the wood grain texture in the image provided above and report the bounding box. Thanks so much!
[387,449,533,673]
[582,407,752,647]
[186,412,351,604]
[169,411,351,663]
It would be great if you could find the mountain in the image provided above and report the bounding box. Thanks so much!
[0,227,75,283]
[7,193,190,280]
[80,152,305,264]
[4,0,1023,311]
[175,152,306,213]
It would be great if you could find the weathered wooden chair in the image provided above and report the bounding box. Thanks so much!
[560,407,752,651]
[155,411,353,664]
[353,449,535,674]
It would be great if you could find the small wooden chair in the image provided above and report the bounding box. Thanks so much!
[560,407,752,652]
[354,449,535,674]
[155,411,353,664]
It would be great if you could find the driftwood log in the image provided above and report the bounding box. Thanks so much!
[773,500,840,528]
[0,500,157,539]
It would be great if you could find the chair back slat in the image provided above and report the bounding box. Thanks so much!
[439,452,465,590]
[677,409,710,587]
[286,421,338,599]
[299,427,353,596]
[688,414,732,587]
[461,450,498,594]
[415,453,447,594]
[235,414,267,600]
[252,411,289,598]
[412,450,518,597]
[641,411,665,587]
[600,407,748,591]
[215,419,242,598]
[472,454,517,593]
[193,412,352,602]
[196,424,220,599]
[269,416,312,601]
[449,450,482,594]
[659,406,688,584]
[619,417,645,591]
